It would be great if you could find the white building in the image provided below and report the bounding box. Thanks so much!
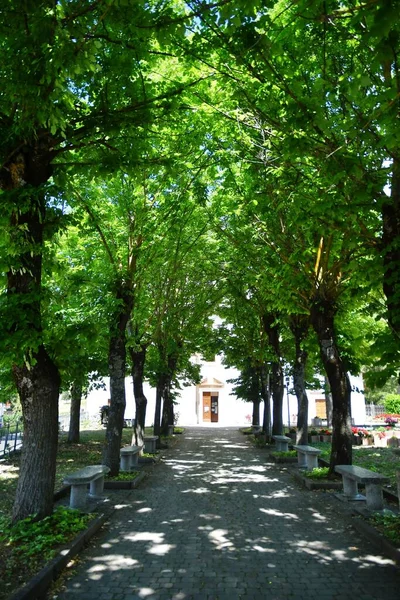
[85,355,366,428]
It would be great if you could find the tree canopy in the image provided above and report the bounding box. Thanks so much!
[1,0,399,520]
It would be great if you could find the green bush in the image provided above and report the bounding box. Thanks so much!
[304,467,330,480]
[383,394,400,414]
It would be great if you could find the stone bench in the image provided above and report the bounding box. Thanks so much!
[64,465,110,510]
[120,445,140,471]
[144,436,158,453]
[293,445,321,470]
[273,435,291,452]
[335,465,390,511]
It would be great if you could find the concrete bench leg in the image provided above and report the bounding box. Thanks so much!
[90,476,105,498]
[342,476,361,500]
[306,454,319,470]
[297,452,307,469]
[120,454,132,471]
[69,483,88,510]
[131,453,139,468]
[276,441,289,452]
[365,483,384,511]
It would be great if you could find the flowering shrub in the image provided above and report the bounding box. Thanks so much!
[374,413,400,422]
[320,429,332,436]
[385,416,398,426]
[352,427,371,438]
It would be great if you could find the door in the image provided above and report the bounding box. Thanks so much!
[203,392,211,422]
[211,393,219,423]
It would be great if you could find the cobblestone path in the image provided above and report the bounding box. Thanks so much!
[55,427,400,599]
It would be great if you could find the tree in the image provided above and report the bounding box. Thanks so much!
[0,0,205,519]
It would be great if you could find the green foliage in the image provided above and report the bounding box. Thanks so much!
[304,467,330,480]
[271,450,297,458]
[106,471,140,482]
[0,506,94,591]
[370,513,400,546]
[383,394,400,414]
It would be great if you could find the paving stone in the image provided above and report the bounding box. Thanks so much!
[55,427,400,600]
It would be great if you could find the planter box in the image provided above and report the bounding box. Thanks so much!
[104,472,145,490]
[291,470,342,491]
[320,435,332,443]
[271,455,298,464]
[352,436,362,446]
[308,435,320,443]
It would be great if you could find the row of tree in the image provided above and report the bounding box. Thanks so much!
[1,0,399,522]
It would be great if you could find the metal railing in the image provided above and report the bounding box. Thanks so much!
[0,421,23,457]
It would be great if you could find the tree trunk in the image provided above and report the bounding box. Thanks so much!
[103,284,133,476]
[5,168,61,522]
[103,334,127,476]
[153,375,166,442]
[12,346,60,523]
[262,314,283,435]
[289,315,309,445]
[260,364,272,441]
[161,383,174,436]
[68,381,83,444]
[310,298,352,473]
[129,345,147,450]
[252,398,261,427]
[324,376,333,428]
[382,156,400,337]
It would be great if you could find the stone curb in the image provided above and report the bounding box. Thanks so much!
[104,470,147,489]
[291,468,343,491]
[7,457,156,599]
[8,513,108,600]
[351,515,400,565]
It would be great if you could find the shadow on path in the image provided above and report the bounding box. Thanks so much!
[55,427,400,600]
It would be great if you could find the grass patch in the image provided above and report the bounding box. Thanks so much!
[106,471,140,482]
[370,513,400,546]
[271,450,297,458]
[0,506,94,599]
[303,467,330,480]
[0,427,157,598]
[315,443,400,493]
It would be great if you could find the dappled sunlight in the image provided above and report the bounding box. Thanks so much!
[207,528,234,550]
[181,486,211,494]
[147,543,176,555]
[260,508,300,520]
[87,554,139,575]
[306,507,328,522]
[57,427,400,600]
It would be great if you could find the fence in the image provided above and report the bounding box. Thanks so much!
[0,421,23,457]
[365,404,385,418]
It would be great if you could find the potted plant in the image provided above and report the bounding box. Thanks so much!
[320,429,332,442]
[308,429,320,443]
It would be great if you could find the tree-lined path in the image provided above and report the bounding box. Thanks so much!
[56,428,400,600]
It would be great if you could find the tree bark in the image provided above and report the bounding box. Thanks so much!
[310,297,352,473]
[129,345,148,450]
[68,381,83,444]
[153,374,166,442]
[104,333,127,476]
[5,166,61,522]
[12,346,60,523]
[260,364,272,441]
[161,383,174,436]
[252,398,261,427]
[382,156,400,337]
[262,314,284,435]
[289,315,309,445]
[324,376,333,428]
